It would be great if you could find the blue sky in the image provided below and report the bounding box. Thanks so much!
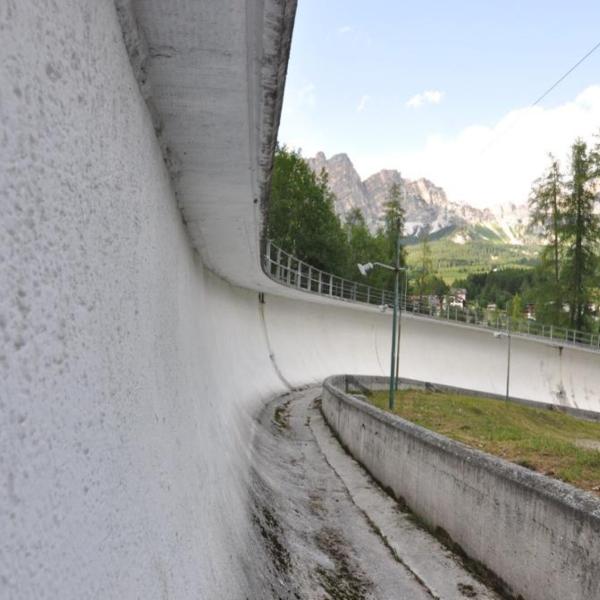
[278,1,600,207]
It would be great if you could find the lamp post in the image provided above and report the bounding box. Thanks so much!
[358,254,406,410]
[493,316,511,402]
[395,268,406,393]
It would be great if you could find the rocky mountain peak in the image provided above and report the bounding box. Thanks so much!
[306,151,529,243]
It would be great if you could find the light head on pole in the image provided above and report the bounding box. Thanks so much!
[357,262,373,277]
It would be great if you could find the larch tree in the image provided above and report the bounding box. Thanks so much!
[528,155,565,324]
[561,139,599,330]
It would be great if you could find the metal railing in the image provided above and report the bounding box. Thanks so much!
[262,240,600,352]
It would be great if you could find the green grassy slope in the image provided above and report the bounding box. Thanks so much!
[405,236,541,284]
[371,389,600,494]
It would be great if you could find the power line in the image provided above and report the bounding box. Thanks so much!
[481,38,600,154]
[531,39,600,107]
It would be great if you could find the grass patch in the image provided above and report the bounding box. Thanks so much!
[370,389,600,495]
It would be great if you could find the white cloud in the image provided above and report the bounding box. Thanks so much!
[356,94,370,112]
[353,85,600,208]
[406,90,445,109]
[338,25,352,35]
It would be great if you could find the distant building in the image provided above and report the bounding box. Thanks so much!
[525,304,536,320]
[452,288,467,304]
[446,288,467,308]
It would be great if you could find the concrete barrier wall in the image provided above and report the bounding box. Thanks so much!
[393,316,600,411]
[2,2,600,598]
[265,298,600,411]
[321,376,600,600]
[1,4,288,597]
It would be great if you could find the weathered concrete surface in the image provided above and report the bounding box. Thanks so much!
[322,376,600,600]
[251,387,502,599]
[0,2,290,597]
[123,0,297,288]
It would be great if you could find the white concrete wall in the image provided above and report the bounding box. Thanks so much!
[2,2,600,598]
[395,317,600,411]
[1,3,286,597]
[265,297,600,411]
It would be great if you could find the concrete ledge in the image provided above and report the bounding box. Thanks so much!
[322,375,600,600]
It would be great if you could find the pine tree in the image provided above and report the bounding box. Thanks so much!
[383,183,405,264]
[379,183,406,290]
[416,231,433,303]
[528,155,565,324]
[561,139,599,330]
[508,293,523,321]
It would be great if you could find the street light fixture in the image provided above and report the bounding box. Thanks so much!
[357,261,395,275]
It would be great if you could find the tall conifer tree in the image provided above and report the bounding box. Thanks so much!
[561,139,599,330]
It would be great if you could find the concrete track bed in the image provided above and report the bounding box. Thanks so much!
[250,387,502,599]
[322,375,600,600]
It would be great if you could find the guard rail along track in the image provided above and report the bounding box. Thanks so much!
[263,239,600,352]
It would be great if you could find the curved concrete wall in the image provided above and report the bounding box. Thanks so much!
[265,296,600,411]
[2,2,600,598]
[1,3,286,597]
[395,317,600,411]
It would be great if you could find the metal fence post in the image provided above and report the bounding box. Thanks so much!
[275,246,281,280]
[296,260,302,288]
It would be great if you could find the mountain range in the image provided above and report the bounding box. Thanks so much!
[307,152,530,245]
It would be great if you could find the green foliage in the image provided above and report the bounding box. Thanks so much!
[415,233,432,299]
[507,293,523,320]
[561,139,599,330]
[405,238,540,284]
[408,233,450,300]
[343,208,390,288]
[268,146,348,273]
[453,268,535,309]
[528,155,565,324]
[527,138,600,330]
[383,183,406,260]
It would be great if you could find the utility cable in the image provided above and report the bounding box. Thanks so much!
[481,38,600,154]
[531,39,600,108]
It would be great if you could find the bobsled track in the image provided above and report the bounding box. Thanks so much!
[2,1,600,598]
